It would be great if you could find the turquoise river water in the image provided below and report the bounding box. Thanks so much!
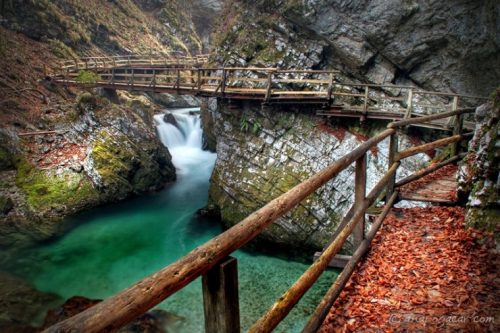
[2,109,338,332]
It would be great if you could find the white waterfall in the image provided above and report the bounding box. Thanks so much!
[154,108,216,180]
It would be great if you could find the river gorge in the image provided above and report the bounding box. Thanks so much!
[0,109,338,332]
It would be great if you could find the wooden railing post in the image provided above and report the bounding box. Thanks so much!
[176,69,181,91]
[386,131,398,202]
[404,88,414,120]
[264,70,273,103]
[202,256,240,333]
[353,153,367,250]
[151,70,156,91]
[363,86,369,115]
[131,69,134,87]
[451,96,463,157]
[327,73,334,104]
[197,69,202,91]
[221,69,227,95]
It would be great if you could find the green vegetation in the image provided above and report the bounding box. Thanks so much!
[13,155,98,210]
[490,86,500,109]
[74,70,102,85]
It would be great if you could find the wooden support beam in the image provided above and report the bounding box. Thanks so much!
[202,256,240,333]
[302,191,399,333]
[403,88,413,120]
[386,131,398,202]
[312,253,351,268]
[362,87,369,114]
[395,135,462,161]
[353,154,366,250]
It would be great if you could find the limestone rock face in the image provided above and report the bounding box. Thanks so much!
[458,98,500,245]
[213,0,499,96]
[0,92,175,247]
[205,99,429,254]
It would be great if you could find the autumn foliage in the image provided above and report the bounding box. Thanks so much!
[319,206,499,333]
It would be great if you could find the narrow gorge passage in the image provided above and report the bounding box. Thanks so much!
[0,109,338,332]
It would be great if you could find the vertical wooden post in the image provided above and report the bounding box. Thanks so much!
[221,69,227,95]
[404,88,413,119]
[152,70,156,91]
[386,131,398,202]
[111,69,115,84]
[451,96,462,156]
[176,69,181,90]
[327,73,334,104]
[353,153,367,250]
[363,86,369,114]
[264,70,273,102]
[131,69,134,87]
[202,256,240,333]
[197,69,202,91]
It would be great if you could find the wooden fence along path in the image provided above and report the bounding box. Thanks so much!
[42,106,478,333]
[50,55,487,132]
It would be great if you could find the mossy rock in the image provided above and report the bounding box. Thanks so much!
[0,148,15,171]
[88,129,175,198]
[0,195,14,214]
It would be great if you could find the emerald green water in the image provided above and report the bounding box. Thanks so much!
[1,109,338,332]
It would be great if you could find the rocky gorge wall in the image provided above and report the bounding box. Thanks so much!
[0,91,176,248]
[202,98,433,255]
[458,90,500,247]
[212,0,499,97]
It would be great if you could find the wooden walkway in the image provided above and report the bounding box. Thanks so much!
[399,172,457,205]
[50,55,488,132]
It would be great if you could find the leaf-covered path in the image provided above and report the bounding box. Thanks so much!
[318,206,499,333]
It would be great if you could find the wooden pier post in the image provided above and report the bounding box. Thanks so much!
[202,256,240,333]
[353,153,366,250]
[386,132,398,202]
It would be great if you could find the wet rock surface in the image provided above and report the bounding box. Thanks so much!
[0,271,62,332]
[205,99,430,255]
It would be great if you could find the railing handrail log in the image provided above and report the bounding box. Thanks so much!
[302,190,400,333]
[387,107,475,128]
[395,134,462,162]
[43,128,395,333]
[248,161,400,333]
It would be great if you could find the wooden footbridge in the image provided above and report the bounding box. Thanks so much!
[43,104,478,333]
[51,55,487,131]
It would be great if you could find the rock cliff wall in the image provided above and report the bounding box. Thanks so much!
[458,89,500,247]
[203,98,431,255]
[0,91,176,247]
[212,0,499,96]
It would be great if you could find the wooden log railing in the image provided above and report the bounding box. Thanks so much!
[57,54,210,72]
[43,107,477,333]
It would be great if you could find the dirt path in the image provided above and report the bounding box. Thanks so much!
[318,206,500,333]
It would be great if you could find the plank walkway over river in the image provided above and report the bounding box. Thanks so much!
[51,55,487,132]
